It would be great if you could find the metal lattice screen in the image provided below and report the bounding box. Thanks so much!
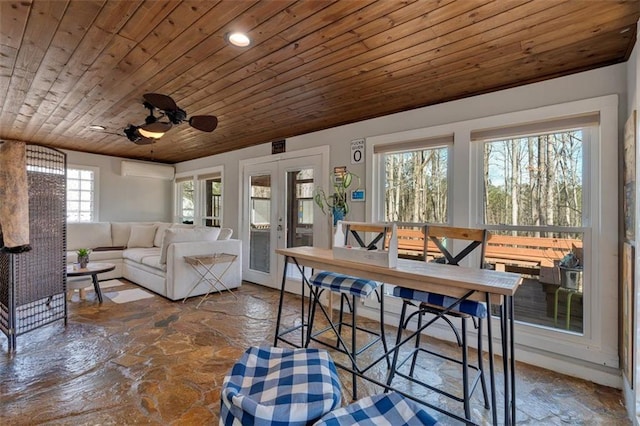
[0,145,66,351]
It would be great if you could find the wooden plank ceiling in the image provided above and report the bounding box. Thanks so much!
[1,0,638,164]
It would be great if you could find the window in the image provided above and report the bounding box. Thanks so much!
[374,135,452,223]
[473,113,598,334]
[199,173,222,227]
[366,96,617,374]
[294,169,314,225]
[67,166,98,222]
[175,167,223,226]
[176,178,195,224]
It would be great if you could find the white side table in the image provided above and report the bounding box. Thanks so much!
[183,253,238,308]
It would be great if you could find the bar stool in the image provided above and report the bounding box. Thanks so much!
[306,271,389,400]
[220,346,342,426]
[387,225,490,422]
[314,392,438,426]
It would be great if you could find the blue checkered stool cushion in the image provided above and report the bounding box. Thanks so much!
[393,287,487,318]
[314,392,438,426]
[220,346,342,426]
[310,271,379,297]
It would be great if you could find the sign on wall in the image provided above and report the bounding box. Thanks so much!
[350,138,364,164]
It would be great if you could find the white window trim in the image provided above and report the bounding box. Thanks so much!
[363,95,619,386]
[67,164,99,222]
[174,165,224,226]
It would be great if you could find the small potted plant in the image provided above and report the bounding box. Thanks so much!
[314,169,360,225]
[76,248,91,268]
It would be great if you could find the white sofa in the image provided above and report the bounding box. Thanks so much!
[66,222,242,301]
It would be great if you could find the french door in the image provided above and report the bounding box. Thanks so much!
[241,150,328,290]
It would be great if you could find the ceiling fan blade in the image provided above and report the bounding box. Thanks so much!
[140,122,172,133]
[143,93,177,112]
[189,115,218,132]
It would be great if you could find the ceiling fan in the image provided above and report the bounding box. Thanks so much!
[123,93,218,145]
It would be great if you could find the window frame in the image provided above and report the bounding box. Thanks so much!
[365,95,619,370]
[66,164,99,222]
[174,166,224,227]
[369,132,454,224]
[474,125,594,335]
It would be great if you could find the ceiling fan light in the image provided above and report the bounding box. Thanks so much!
[138,127,165,139]
[228,32,250,47]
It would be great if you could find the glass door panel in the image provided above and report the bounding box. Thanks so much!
[242,153,327,289]
[250,174,272,273]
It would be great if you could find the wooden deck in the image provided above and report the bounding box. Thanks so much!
[509,277,583,333]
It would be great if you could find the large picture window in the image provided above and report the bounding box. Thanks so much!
[473,114,597,334]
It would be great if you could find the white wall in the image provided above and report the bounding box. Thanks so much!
[64,149,173,222]
[177,63,628,236]
[625,24,640,424]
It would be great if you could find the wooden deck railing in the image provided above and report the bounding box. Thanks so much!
[387,226,582,276]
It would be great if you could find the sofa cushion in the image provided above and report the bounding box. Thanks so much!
[171,223,196,229]
[123,247,161,263]
[111,223,133,247]
[128,225,158,248]
[67,222,112,251]
[141,254,165,271]
[218,228,233,240]
[160,227,221,264]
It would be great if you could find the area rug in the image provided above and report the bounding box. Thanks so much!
[76,279,124,291]
[104,288,155,304]
[96,279,125,290]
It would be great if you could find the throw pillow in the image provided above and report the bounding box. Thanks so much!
[127,225,158,248]
[218,228,233,240]
[154,223,172,247]
[159,227,221,264]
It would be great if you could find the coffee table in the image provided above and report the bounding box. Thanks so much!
[66,263,115,303]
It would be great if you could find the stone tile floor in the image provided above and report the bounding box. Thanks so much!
[0,280,631,425]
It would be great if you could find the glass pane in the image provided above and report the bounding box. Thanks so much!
[67,168,94,222]
[205,178,222,221]
[298,200,314,225]
[285,169,314,281]
[287,169,313,248]
[67,189,79,201]
[484,131,583,226]
[487,230,584,334]
[250,174,271,273]
[383,147,448,223]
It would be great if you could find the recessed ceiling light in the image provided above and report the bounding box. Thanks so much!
[228,32,250,47]
[89,125,106,131]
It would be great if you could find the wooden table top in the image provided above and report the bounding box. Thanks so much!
[66,262,116,277]
[276,246,522,303]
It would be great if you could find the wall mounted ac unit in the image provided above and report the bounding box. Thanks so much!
[121,160,175,180]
